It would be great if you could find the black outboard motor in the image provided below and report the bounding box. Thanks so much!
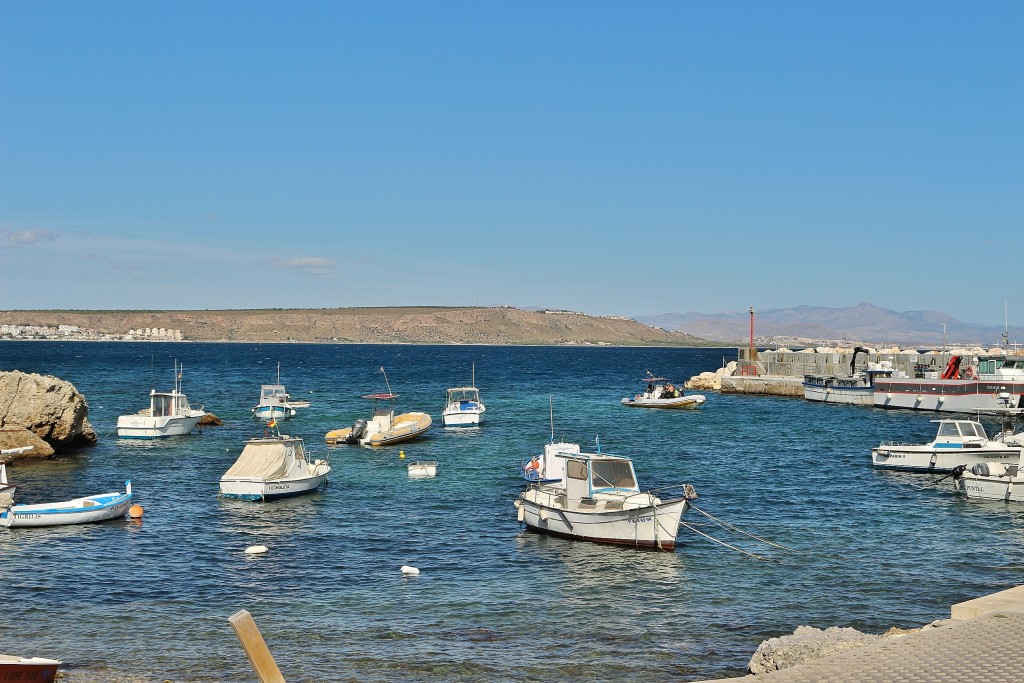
[345,419,367,445]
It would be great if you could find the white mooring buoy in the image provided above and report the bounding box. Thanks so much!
[245,545,269,555]
[400,565,420,575]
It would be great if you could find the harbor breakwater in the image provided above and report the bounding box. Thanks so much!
[695,346,1002,397]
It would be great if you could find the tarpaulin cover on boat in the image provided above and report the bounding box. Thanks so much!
[222,442,291,480]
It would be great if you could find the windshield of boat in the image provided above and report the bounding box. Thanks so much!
[961,422,986,438]
[589,459,638,491]
[937,422,962,438]
[152,394,173,417]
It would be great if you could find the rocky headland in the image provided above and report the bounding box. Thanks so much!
[0,306,712,346]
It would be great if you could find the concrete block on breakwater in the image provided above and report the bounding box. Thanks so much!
[720,375,804,397]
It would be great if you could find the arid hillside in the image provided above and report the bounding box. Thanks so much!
[1,307,711,346]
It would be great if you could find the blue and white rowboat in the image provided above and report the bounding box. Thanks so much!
[1,481,133,528]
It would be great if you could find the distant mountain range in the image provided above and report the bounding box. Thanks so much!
[636,303,1024,348]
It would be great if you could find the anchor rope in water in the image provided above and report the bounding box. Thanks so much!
[689,503,799,553]
[679,521,777,562]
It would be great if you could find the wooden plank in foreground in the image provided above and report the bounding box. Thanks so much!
[228,609,287,683]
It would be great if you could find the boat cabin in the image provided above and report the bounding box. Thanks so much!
[559,452,641,507]
[930,419,989,446]
[445,386,482,408]
[258,384,289,406]
[150,390,190,418]
[977,355,1024,380]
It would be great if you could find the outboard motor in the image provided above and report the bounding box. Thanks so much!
[345,419,367,445]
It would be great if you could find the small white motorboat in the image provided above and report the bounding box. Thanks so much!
[407,461,438,478]
[116,362,206,439]
[0,655,60,683]
[251,363,310,422]
[220,433,330,501]
[0,481,133,528]
[252,385,298,421]
[515,442,697,551]
[953,460,1024,502]
[871,419,1024,472]
[621,374,706,410]
[442,386,485,427]
[442,364,486,427]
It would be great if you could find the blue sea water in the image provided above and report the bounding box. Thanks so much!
[2,341,1024,682]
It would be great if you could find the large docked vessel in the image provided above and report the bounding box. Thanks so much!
[873,354,1024,415]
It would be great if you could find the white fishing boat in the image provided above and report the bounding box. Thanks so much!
[325,368,431,447]
[515,444,697,551]
[954,460,1024,502]
[251,362,310,422]
[0,655,60,683]
[0,481,133,528]
[871,419,1024,472]
[873,353,1024,415]
[441,387,485,427]
[116,362,206,439]
[219,433,330,501]
[252,385,297,421]
[621,374,705,410]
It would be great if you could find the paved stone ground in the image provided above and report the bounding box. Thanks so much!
[699,612,1024,682]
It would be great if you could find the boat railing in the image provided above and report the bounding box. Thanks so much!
[614,483,698,504]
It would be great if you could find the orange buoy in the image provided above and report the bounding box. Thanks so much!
[128,504,144,519]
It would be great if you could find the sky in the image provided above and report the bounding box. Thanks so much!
[0,2,1021,325]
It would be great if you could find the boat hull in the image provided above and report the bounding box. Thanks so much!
[803,383,874,406]
[441,407,483,426]
[219,473,329,501]
[116,415,202,439]
[0,658,60,683]
[252,406,296,421]
[1,490,132,528]
[957,473,1024,501]
[621,395,706,410]
[873,378,1024,415]
[516,492,689,551]
[870,445,1021,472]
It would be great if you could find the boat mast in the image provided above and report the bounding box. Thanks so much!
[380,366,394,395]
[549,395,554,444]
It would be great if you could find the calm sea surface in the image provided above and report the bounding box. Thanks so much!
[2,341,1024,682]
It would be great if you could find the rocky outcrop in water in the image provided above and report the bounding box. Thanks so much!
[0,371,97,458]
[685,361,736,391]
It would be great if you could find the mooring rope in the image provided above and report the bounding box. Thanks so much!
[689,503,799,553]
[679,521,777,562]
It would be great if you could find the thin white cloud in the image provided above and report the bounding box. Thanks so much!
[5,229,56,245]
[269,256,336,277]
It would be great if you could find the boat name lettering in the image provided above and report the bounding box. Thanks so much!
[269,484,291,491]
[630,516,653,524]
